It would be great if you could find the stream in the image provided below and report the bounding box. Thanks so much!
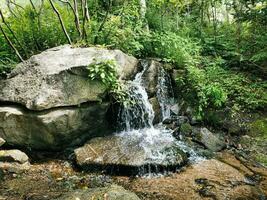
[0,60,266,200]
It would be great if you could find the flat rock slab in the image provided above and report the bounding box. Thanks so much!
[75,131,188,174]
[56,184,140,200]
[0,45,138,111]
[124,158,267,200]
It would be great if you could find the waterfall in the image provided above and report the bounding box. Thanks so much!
[115,60,203,175]
[156,66,175,120]
[117,60,154,130]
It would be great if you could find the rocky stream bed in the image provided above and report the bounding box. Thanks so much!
[0,45,266,199]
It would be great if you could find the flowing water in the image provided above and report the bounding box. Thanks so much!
[116,60,203,175]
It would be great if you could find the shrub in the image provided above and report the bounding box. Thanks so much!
[87,59,129,104]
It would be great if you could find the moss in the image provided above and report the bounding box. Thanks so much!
[249,118,267,138]
[180,123,193,136]
[256,153,267,167]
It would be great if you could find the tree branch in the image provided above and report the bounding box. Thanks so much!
[0,8,28,57]
[0,23,24,62]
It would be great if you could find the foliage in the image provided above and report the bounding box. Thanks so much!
[176,56,267,118]
[0,0,266,117]
[87,59,128,104]
[0,58,16,77]
[141,31,200,66]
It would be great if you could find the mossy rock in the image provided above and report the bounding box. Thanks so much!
[256,153,267,167]
[180,123,193,136]
[249,118,267,138]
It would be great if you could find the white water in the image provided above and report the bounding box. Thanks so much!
[116,60,203,175]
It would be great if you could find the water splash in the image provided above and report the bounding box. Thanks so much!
[116,60,203,176]
[117,60,154,130]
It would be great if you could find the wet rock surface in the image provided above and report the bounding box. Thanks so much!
[0,150,266,200]
[117,153,267,200]
[75,134,188,174]
[56,184,140,200]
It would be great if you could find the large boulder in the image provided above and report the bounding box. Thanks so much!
[0,45,139,150]
[0,104,110,149]
[142,60,160,98]
[0,45,139,110]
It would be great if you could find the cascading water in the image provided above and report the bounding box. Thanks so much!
[117,60,154,130]
[156,66,175,120]
[115,60,203,175]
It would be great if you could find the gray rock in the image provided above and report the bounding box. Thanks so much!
[0,103,111,150]
[0,138,5,147]
[170,104,180,115]
[193,128,226,152]
[149,97,161,124]
[0,149,29,164]
[176,116,189,126]
[163,117,175,124]
[0,45,138,111]
[142,60,161,98]
[0,161,30,174]
[75,135,187,169]
[56,184,140,200]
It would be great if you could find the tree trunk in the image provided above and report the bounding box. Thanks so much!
[73,0,82,38]
[49,0,72,44]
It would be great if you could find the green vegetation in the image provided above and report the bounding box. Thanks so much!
[0,0,266,116]
[87,59,128,104]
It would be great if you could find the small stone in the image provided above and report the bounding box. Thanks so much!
[0,150,29,164]
[0,138,5,147]
[176,116,189,126]
[192,128,226,152]
[0,162,30,174]
[170,104,179,115]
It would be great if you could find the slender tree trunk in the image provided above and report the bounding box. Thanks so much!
[82,0,90,40]
[0,8,27,56]
[94,0,111,44]
[73,0,82,38]
[29,0,37,13]
[139,0,149,30]
[0,24,24,62]
[49,0,72,44]
[211,0,217,53]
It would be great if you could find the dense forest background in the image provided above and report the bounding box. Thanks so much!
[0,0,266,120]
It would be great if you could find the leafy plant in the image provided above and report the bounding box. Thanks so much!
[87,59,129,104]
